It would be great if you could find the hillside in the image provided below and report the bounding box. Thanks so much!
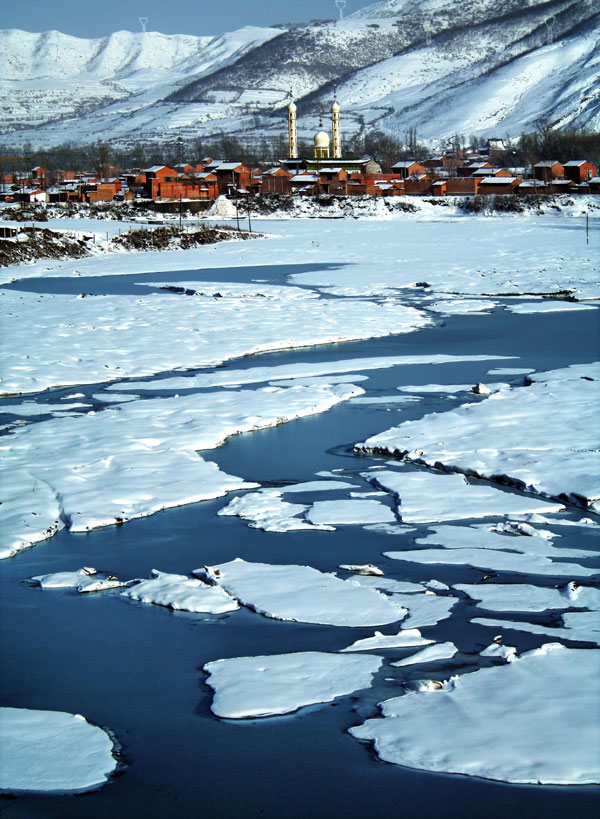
[0,0,598,149]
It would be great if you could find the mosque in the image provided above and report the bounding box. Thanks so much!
[281,96,381,175]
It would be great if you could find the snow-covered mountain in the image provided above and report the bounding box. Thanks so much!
[1,0,598,150]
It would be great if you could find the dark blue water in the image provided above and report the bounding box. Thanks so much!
[1,278,599,817]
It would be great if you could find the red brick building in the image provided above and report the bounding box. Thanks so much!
[563,160,596,184]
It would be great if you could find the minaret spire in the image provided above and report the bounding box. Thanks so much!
[287,89,298,160]
[331,87,342,160]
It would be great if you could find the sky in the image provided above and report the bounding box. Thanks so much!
[0,0,367,38]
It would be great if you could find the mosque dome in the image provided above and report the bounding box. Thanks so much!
[314,130,331,148]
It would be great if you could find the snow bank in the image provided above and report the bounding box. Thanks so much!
[204,652,383,719]
[351,645,600,784]
[0,707,117,792]
[359,363,600,509]
[195,559,407,627]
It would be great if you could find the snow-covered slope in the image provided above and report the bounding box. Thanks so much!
[1,0,598,148]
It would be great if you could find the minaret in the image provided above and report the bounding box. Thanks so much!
[288,96,298,160]
[331,98,342,160]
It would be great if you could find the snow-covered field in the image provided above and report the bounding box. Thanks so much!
[0,209,598,802]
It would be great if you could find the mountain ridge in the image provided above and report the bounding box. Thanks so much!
[0,0,598,149]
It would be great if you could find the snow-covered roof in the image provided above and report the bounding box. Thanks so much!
[472,168,500,176]
[290,174,318,183]
[433,180,446,186]
[319,167,343,173]
[534,160,561,167]
[588,177,600,183]
[145,165,168,172]
[519,179,545,187]
[392,161,419,168]
[478,177,519,184]
[563,160,588,167]
[215,162,243,171]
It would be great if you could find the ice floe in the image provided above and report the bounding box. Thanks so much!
[394,593,458,629]
[306,499,396,526]
[392,642,458,666]
[106,354,517,394]
[0,286,431,395]
[0,707,118,793]
[350,645,600,784]
[123,570,239,614]
[1,381,361,553]
[204,652,383,718]
[359,363,600,509]
[472,617,600,646]
[364,469,564,523]
[194,559,407,627]
[416,524,593,559]
[385,546,598,578]
[340,629,433,652]
[507,301,598,314]
[32,567,124,593]
[455,582,600,613]
[338,564,384,576]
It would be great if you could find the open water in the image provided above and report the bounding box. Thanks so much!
[1,261,599,818]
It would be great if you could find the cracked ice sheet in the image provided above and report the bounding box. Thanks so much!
[0,382,360,556]
[455,582,600,613]
[364,469,564,523]
[106,354,516,394]
[392,642,458,667]
[359,363,600,508]
[0,708,117,793]
[123,571,239,614]
[194,560,406,627]
[204,652,383,719]
[306,499,397,526]
[0,285,431,396]
[218,481,357,533]
[351,645,600,784]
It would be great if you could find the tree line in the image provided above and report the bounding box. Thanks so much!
[1,125,598,178]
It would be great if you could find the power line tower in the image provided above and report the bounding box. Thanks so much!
[139,17,149,33]
[335,1,347,21]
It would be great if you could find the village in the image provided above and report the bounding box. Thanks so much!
[2,100,598,207]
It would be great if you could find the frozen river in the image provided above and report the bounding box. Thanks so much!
[0,215,599,816]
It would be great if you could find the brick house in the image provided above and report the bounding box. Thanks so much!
[260,167,292,195]
[563,160,596,184]
[534,161,564,182]
[391,160,426,179]
[477,177,521,195]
